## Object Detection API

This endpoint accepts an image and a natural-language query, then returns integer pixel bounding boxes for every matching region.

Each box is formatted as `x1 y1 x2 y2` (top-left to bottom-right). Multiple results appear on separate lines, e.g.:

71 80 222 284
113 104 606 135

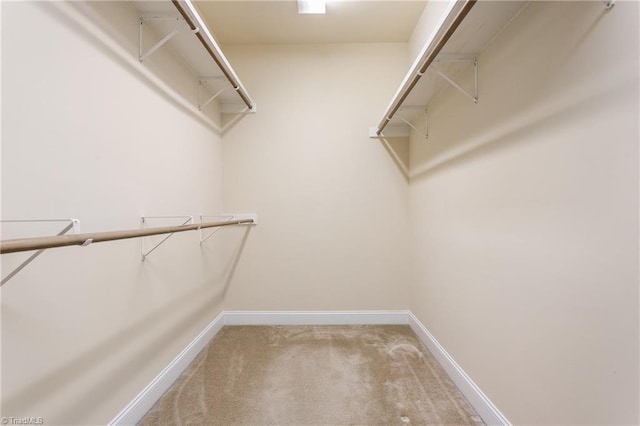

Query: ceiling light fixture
298 0 326 14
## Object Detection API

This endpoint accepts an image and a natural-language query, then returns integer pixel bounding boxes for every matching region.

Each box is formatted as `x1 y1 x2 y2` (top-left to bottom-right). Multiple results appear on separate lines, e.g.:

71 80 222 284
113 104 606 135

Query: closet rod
376 0 476 135
0 219 253 255
171 0 254 110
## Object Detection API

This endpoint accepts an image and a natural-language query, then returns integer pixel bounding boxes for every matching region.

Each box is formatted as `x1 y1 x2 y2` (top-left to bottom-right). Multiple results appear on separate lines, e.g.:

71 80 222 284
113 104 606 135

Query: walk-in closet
1 0 638 424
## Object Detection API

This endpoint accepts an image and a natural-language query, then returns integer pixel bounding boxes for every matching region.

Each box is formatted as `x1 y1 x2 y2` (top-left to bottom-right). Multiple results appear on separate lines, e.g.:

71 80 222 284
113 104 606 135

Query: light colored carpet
138 325 484 425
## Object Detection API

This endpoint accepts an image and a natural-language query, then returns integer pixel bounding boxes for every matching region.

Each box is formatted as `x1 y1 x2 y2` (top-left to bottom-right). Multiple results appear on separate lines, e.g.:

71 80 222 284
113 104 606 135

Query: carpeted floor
138 325 484 425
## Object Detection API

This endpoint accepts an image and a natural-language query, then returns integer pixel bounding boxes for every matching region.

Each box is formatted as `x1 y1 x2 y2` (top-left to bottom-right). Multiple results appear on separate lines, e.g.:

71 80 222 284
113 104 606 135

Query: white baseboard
223 310 410 325
108 312 226 426
408 312 511 426
110 310 508 426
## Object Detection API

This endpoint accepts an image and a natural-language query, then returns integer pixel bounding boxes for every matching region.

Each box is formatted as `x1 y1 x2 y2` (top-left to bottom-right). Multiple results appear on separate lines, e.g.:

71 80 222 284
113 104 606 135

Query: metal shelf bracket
139 17 196 62
369 106 428 140
140 216 193 260
397 107 429 140
199 215 232 245
220 105 258 135
432 55 478 104
1 218 81 286
199 214 257 245
198 77 228 111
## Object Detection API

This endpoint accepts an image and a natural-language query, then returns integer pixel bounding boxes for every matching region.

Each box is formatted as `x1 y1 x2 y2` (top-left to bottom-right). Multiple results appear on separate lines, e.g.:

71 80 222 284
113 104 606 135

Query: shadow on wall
411 75 633 183
204 226 253 300
1 227 252 423
409 3 621 181
378 137 410 182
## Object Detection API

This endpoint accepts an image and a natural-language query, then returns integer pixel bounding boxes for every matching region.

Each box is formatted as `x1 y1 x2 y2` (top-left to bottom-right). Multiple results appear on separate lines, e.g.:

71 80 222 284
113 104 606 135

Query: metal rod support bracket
397 109 429 140
1 219 81 286
198 80 226 111
139 17 186 62
220 105 257 135
431 57 478 104
140 216 193 261
199 214 257 245
369 107 427 139
199 215 231 244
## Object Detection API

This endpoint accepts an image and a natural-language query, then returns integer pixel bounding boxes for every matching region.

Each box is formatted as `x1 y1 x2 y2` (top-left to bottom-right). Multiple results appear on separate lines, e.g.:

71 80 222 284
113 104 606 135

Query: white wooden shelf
371 0 527 139
131 0 255 122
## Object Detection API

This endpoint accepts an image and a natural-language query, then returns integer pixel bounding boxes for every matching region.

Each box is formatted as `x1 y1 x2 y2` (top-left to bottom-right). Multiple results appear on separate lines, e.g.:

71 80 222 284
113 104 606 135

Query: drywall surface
409 1 639 424
1 2 238 424
408 0 449 65
221 43 411 311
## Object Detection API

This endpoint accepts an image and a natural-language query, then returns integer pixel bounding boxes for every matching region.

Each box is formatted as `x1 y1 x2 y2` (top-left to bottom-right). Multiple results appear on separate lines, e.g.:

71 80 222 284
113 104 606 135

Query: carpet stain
138 325 484 426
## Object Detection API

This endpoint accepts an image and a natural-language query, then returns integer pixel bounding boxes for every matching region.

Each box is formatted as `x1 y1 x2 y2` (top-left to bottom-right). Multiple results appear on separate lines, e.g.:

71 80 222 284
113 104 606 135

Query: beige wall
1 2 239 424
221 43 411 311
408 1 639 424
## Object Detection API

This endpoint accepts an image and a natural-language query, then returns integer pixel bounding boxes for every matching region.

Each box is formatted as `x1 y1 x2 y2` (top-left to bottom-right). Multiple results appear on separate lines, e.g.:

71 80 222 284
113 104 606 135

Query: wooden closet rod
0 219 253 254
171 0 254 111
377 0 476 135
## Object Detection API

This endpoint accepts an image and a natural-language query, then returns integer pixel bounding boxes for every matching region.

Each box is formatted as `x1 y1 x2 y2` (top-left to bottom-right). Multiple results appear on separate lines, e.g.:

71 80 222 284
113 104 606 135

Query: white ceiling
194 1 428 45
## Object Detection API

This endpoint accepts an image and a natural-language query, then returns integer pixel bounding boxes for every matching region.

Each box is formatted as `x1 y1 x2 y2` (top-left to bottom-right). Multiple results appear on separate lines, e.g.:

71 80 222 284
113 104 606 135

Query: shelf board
378 0 528 135
131 0 245 108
